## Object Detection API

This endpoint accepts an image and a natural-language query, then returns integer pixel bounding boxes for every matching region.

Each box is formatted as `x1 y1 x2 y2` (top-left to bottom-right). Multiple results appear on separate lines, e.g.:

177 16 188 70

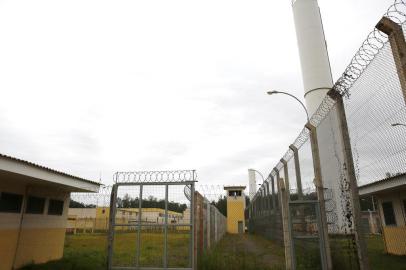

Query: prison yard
18 233 406 270
2 0 406 270
19 233 285 270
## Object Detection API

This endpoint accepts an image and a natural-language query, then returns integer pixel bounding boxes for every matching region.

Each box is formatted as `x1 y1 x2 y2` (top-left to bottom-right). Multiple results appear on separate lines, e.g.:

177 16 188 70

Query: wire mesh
297 138 316 195
248 1 406 267
288 156 298 199
345 41 406 186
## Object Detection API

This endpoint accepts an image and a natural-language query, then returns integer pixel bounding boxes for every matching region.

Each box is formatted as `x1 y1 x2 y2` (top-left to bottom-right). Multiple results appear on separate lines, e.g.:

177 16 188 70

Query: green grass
19 233 406 270
198 234 285 270
366 235 406 270
20 231 190 270
294 234 406 270
330 235 406 270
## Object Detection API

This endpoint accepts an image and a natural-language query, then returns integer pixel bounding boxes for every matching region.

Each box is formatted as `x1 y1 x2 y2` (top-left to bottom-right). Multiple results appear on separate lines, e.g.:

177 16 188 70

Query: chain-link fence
248 1 406 269
69 181 227 269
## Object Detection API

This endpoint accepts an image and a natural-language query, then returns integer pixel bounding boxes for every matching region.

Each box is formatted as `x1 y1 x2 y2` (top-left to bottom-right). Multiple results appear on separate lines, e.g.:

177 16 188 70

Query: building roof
0 153 100 192
359 173 406 196
224 185 246 190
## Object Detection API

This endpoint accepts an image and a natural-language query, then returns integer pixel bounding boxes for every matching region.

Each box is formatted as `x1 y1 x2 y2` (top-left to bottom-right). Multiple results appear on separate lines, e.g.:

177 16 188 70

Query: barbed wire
282 149 294 164
310 96 337 127
252 0 406 202
114 170 197 183
333 0 406 97
71 184 230 207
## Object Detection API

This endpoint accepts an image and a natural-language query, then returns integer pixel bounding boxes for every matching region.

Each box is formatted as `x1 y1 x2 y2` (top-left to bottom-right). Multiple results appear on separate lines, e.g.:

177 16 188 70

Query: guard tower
224 186 246 234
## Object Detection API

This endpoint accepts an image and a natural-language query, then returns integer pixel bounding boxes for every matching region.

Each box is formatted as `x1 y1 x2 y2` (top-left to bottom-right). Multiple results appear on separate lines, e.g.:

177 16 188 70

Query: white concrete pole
248 169 257 200
292 0 333 116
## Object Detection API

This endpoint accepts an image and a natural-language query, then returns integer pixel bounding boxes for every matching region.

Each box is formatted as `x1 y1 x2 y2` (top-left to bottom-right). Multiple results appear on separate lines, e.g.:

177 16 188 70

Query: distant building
224 186 246 234
359 173 406 255
0 154 100 270
67 207 184 232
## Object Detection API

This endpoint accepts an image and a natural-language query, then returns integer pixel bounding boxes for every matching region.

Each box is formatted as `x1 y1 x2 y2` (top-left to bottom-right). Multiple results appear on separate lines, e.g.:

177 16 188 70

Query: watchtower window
228 190 242 197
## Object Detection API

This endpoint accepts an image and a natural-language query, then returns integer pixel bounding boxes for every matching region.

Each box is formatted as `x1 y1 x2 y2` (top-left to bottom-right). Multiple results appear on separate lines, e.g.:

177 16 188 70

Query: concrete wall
0 178 70 270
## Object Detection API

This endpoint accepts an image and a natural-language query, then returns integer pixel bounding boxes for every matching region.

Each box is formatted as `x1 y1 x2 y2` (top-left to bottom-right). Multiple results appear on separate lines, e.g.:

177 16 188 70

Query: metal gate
107 170 196 270
289 200 328 270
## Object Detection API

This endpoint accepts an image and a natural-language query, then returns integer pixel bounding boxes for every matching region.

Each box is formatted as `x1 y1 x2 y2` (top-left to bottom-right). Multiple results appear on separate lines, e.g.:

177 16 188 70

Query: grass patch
19 233 406 270
20 231 190 270
366 235 406 270
198 234 285 270
293 234 406 270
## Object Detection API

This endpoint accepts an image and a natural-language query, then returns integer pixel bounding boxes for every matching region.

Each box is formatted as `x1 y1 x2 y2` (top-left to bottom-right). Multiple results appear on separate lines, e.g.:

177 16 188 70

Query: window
228 190 241 197
403 200 406 219
48 199 64 215
0 192 23 213
382 201 397 226
26 196 45 214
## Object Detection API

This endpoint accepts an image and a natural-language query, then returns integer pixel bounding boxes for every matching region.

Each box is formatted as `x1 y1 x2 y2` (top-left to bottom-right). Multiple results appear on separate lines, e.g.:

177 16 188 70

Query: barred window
26 196 45 214
48 199 64 216
0 192 23 213
228 190 241 197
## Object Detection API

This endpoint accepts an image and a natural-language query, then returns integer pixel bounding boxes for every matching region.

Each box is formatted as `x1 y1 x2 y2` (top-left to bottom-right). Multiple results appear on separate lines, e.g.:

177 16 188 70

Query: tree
116 194 187 213
211 196 227 217
69 199 96 208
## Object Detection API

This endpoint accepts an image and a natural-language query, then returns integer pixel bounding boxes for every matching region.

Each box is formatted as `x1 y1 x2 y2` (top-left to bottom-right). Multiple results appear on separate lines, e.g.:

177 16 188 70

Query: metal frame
107 170 197 270
289 200 328 270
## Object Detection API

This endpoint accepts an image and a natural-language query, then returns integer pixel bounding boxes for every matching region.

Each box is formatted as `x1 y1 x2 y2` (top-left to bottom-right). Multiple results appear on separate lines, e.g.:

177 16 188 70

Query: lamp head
267 90 279 95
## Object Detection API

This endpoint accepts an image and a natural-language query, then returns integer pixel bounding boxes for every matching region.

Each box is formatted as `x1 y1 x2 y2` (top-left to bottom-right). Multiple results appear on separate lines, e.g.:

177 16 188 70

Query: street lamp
267 90 310 122
248 168 265 184
391 123 406 127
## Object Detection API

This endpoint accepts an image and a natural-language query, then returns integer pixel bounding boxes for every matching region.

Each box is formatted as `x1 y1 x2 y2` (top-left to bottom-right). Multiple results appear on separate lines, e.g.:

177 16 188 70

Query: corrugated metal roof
359 172 406 189
0 153 100 186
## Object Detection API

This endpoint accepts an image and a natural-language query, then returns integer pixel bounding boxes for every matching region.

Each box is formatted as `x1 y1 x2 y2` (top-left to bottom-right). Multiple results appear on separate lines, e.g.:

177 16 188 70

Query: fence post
281 159 290 195
305 123 333 270
376 17 406 103
262 186 265 215
207 200 211 249
328 90 371 270
265 179 271 213
274 168 282 210
289 145 304 200
214 206 218 242
107 184 118 270
278 175 293 270
270 174 276 211
281 159 295 270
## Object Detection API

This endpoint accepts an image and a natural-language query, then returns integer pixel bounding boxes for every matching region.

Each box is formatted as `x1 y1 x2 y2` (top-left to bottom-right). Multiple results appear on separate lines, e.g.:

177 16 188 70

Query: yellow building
0 154 100 270
67 207 184 232
359 173 406 255
224 186 246 234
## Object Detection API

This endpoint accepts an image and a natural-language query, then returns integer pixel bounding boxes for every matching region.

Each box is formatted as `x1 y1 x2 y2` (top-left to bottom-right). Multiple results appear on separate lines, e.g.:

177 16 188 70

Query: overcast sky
0 0 394 187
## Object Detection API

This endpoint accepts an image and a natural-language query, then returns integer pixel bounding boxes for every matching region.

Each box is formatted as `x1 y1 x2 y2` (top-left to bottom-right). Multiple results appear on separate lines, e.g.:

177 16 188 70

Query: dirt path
240 234 284 267
200 233 285 270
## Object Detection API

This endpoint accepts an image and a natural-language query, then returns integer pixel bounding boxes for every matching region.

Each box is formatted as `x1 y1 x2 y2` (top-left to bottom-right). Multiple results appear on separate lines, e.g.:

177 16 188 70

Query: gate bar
107 184 119 270
136 185 143 268
164 184 168 268
190 182 195 269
